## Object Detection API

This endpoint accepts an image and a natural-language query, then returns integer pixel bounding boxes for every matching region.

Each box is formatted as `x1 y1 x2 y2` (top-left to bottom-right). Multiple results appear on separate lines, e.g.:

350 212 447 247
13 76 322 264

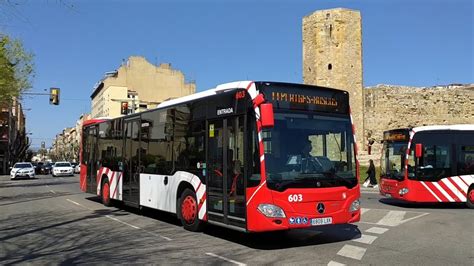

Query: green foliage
0 34 35 104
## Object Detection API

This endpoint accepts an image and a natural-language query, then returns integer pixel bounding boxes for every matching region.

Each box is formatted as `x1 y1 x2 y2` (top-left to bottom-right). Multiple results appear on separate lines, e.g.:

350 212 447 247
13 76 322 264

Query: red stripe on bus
112 173 122 198
198 193 207 213
459 176 469 186
449 177 467 197
438 181 460 202
424 182 448 202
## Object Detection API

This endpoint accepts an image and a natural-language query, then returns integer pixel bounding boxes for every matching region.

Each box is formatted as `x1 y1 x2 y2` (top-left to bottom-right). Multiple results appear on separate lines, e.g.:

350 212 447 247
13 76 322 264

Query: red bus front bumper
246 185 361 232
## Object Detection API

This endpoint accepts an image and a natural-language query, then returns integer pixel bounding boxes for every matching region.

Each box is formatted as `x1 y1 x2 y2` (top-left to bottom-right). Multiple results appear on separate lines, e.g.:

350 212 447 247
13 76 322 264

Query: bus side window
458 145 474 175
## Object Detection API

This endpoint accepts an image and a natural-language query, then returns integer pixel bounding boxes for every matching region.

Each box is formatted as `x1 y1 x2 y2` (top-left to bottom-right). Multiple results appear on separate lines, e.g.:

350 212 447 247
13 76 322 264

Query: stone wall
364 84 474 157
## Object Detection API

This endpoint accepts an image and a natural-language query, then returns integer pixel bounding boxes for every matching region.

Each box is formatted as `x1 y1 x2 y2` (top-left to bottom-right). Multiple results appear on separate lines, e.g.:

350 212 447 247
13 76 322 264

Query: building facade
0 98 29 174
91 56 196 118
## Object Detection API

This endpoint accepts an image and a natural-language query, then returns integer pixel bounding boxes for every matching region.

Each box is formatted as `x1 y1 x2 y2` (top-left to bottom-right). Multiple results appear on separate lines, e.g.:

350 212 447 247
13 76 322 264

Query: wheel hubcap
181 195 197 224
469 189 474 203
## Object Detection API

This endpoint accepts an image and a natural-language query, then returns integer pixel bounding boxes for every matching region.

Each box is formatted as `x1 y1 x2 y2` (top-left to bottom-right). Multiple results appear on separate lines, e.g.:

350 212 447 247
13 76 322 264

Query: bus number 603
288 194 303 202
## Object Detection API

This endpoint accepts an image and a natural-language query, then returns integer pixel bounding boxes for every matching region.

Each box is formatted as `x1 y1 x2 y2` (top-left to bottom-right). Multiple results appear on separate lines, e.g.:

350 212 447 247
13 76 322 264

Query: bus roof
157 80 253 109
413 124 474 132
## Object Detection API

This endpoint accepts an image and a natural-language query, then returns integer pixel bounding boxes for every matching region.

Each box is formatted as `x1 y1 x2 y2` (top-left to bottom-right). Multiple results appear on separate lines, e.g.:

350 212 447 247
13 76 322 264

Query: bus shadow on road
202 223 361 250
379 198 468 209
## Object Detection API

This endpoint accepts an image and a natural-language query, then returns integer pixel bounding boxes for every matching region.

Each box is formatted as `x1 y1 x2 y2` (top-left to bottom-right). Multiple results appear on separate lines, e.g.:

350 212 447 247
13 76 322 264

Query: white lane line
66 199 93 210
205 252 246 266
337 244 366 260
328 260 346 266
105 215 140 229
352 234 377 245
147 230 173 241
49 190 56 194
365 227 389 234
361 208 370 215
65 199 172 241
376 210 406 226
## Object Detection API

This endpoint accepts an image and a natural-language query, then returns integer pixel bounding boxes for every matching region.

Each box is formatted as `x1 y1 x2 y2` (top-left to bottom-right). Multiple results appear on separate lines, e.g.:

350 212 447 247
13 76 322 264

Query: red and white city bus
80 81 361 232
379 125 474 208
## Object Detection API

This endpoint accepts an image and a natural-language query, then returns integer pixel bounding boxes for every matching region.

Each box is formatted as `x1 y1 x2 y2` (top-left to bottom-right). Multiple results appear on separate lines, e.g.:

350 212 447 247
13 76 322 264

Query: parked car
10 162 35 179
52 161 74 177
40 162 53 175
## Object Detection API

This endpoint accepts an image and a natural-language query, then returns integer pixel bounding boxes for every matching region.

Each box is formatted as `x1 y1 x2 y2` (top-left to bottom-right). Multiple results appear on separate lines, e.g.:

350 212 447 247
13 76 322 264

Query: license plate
311 217 332 226
384 193 392 198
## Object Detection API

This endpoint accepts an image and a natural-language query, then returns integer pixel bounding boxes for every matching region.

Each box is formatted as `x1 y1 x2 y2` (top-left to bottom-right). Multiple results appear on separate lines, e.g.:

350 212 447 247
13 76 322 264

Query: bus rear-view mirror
415 143 423 158
260 103 274 128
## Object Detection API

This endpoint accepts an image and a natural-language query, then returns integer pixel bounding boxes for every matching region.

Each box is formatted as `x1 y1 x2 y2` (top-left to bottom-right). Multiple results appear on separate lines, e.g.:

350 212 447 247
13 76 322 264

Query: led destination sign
260 84 349 114
272 92 338 107
383 130 410 142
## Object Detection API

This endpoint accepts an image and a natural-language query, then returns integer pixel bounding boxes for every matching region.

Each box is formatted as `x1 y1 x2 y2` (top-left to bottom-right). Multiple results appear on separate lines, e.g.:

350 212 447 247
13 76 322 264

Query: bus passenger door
123 117 141 205
207 116 246 229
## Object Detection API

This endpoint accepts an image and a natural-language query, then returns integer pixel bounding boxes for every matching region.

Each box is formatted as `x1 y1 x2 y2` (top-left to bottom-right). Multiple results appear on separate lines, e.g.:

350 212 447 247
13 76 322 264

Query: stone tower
303 8 364 151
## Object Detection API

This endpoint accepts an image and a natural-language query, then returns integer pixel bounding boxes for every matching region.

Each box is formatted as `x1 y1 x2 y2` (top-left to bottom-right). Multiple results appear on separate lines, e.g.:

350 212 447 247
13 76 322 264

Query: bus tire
178 188 202 231
467 187 474 209
101 178 112 207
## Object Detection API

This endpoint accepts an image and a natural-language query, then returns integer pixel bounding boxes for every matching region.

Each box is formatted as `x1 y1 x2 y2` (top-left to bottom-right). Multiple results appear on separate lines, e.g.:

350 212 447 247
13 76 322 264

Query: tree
0 34 35 104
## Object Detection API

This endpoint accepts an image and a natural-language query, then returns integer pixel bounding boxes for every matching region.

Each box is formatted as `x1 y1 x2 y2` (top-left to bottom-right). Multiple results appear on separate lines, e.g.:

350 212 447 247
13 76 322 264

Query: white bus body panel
139 171 206 218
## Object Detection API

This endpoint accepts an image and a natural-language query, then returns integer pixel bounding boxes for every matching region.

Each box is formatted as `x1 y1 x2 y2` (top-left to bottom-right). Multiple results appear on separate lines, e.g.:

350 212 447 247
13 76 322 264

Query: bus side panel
139 171 207 220
80 163 87 192
95 167 123 200
382 176 472 203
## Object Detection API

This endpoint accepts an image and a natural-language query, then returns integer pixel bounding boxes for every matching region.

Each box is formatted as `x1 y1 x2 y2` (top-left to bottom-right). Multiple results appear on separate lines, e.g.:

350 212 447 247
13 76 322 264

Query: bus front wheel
101 179 112 207
179 188 202 231
467 187 474 209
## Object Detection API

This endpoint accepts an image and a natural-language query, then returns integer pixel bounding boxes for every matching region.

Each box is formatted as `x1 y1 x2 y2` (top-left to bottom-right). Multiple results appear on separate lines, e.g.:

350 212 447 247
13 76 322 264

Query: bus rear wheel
467 187 474 209
101 179 112 207
179 188 202 231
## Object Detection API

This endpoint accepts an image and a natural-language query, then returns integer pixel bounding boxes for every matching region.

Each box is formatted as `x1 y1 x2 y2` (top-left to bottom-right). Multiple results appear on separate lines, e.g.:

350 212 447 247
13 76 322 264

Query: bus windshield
381 141 415 180
263 112 356 191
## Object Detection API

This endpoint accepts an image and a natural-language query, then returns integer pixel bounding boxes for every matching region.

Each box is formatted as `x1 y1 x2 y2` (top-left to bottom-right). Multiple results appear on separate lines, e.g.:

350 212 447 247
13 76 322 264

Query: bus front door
122 117 141 206
207 116 246 230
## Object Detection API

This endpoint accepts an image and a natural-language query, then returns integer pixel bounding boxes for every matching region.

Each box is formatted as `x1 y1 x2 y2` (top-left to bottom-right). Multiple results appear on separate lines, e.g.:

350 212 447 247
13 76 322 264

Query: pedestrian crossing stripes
337 244 366 260
352 234 377 245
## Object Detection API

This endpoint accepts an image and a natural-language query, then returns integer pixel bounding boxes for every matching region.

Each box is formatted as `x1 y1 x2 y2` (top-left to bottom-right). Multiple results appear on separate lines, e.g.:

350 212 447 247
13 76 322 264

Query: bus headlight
399 188 409 196
257 204 286 218
349 199 360 212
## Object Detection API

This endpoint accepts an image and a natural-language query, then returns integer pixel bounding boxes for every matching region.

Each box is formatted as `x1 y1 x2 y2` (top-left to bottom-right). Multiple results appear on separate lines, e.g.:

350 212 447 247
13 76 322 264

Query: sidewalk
360 185 380 193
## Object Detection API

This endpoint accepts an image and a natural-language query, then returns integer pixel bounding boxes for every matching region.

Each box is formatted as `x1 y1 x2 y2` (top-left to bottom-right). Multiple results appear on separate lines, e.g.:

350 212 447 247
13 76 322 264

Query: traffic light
50 88 60 105
121 101 128 115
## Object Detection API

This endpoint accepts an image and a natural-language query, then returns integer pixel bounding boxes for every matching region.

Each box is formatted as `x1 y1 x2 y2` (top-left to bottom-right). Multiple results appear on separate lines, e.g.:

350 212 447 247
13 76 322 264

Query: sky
1 0 473 149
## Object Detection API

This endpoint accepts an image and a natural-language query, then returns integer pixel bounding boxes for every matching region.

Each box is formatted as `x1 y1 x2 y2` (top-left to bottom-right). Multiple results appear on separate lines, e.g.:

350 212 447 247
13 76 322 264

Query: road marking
65 199 172 241
365 227 389 234
49 190 56 194
105 215 140 229
352 234 377 244
361 208 370 215
376 210 406 226
396 212 429 224
328 260 346 266
66 199 93 210
205 252 246 266
337 244 366 260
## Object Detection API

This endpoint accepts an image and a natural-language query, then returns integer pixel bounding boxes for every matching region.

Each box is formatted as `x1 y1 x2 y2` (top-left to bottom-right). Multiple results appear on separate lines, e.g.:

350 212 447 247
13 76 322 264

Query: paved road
0 175 472 265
